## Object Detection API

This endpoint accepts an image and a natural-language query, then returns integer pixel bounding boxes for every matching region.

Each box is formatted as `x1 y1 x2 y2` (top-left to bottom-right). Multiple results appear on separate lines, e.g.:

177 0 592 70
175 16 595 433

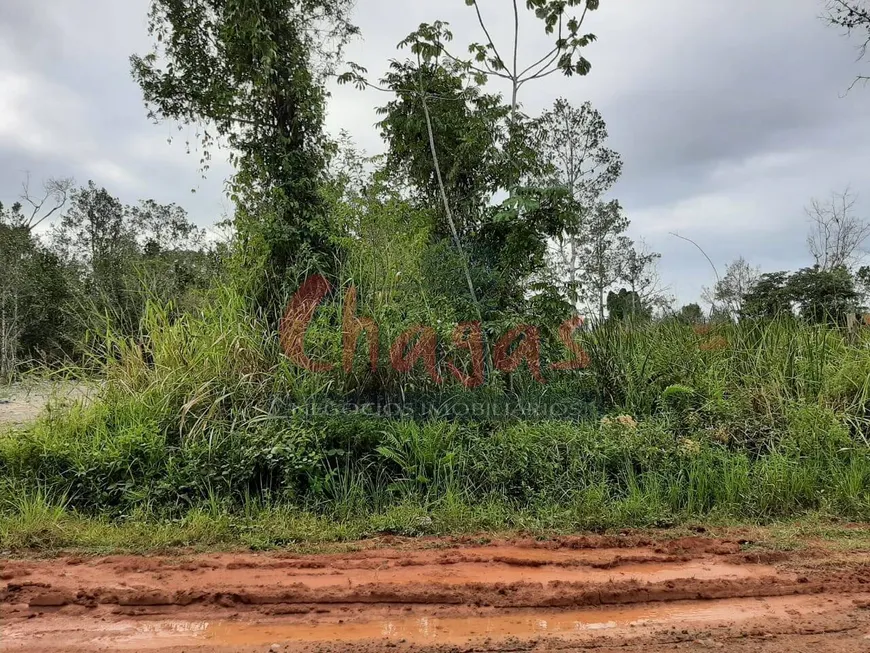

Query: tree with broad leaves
404 1 600 120
130 0 359 309
398 0 601 190
341 42 570 324
375 59 513 240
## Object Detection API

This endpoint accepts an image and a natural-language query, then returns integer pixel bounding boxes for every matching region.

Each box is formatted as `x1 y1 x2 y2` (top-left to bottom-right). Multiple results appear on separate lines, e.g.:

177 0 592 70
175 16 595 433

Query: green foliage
372 56 577 320
4 307 870 534
47 181 217 352
742 271 792 319
404 1 600 92
676 303 704 324
0 203 74 378
7 0 870 550
131 0 359 305
705 257 760 318
607 289 651 322
377 60 514 238
789 266 860 324
742 266 860 324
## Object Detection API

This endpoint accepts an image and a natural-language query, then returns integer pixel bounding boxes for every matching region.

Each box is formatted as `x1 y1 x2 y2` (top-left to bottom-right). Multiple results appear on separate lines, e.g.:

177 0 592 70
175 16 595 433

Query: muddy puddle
202 595 838 646
5 594 868 651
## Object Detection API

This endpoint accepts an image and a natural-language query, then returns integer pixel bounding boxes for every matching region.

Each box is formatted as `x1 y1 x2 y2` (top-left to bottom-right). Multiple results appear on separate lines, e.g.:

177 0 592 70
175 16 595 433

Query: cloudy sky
1 0 868 305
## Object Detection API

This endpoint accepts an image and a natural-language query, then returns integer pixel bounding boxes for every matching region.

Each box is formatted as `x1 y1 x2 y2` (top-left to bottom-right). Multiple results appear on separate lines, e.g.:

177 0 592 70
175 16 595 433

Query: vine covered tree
130 0 359 307
376 59 511 240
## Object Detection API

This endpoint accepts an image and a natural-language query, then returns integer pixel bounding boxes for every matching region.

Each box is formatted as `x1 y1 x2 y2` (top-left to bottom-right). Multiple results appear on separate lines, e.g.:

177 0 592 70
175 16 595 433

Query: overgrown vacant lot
4 0 870 650
2 306 870 551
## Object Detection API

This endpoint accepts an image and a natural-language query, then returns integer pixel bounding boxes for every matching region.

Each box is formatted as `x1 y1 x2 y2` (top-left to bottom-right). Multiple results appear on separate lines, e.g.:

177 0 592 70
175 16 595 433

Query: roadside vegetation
3 0 870 551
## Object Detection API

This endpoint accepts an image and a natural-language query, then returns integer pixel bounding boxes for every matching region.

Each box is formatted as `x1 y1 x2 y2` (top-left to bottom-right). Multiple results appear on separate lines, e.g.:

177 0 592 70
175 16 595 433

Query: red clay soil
3 534 870 652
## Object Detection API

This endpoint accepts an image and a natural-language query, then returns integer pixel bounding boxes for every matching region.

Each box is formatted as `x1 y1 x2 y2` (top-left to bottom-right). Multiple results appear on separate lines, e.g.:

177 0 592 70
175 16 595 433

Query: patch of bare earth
0 382 89 427
3 534 870 651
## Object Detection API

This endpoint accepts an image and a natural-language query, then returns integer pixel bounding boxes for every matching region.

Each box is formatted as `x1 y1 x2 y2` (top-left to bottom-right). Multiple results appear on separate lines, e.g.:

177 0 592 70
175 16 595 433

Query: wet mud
3 535 870 651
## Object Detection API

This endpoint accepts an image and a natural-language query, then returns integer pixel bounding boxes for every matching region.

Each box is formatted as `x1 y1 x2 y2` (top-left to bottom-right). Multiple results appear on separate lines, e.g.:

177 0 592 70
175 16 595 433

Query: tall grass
1 292 870 544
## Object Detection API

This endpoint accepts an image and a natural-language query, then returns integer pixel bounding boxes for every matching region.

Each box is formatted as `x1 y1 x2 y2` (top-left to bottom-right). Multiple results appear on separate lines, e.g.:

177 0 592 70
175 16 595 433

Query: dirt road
3 534 870 651
0 382 88 426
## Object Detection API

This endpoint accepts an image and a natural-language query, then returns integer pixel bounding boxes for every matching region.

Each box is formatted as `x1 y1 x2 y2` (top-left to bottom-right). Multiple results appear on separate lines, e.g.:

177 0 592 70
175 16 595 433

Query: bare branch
518 16 563 79
19 174 74 231
512 0 520 80
806 187 870 270
471 0 509 75
670 232 721 313
824 0 870 88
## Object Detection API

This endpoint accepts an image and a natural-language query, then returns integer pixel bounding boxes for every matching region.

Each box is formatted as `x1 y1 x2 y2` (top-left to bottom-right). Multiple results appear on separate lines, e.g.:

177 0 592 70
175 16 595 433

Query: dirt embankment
3 534 870 652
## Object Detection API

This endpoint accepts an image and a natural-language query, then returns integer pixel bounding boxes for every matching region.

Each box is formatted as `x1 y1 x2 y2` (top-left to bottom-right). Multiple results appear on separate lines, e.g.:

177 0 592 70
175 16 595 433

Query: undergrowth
2 291 870 550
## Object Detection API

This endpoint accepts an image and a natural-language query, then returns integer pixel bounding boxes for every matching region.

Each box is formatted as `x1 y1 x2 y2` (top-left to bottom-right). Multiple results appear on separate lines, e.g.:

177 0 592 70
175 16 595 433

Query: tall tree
408 1 600 123
52 183 138 332
619 240 667 315
534 99 622 206
404 0 601 192
344 51 574 322
579 200 630 322
53 183 135 290
534 99 622 310
375 59 511 239
131 0 358 306
702 257 761 319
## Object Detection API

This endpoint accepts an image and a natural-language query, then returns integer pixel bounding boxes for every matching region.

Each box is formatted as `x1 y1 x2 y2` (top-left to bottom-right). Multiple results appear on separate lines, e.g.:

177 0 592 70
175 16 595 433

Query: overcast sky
1 0 868 305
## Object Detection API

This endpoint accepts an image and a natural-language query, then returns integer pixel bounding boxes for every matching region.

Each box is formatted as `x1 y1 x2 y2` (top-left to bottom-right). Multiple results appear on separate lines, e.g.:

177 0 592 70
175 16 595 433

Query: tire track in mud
3 535 870 651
